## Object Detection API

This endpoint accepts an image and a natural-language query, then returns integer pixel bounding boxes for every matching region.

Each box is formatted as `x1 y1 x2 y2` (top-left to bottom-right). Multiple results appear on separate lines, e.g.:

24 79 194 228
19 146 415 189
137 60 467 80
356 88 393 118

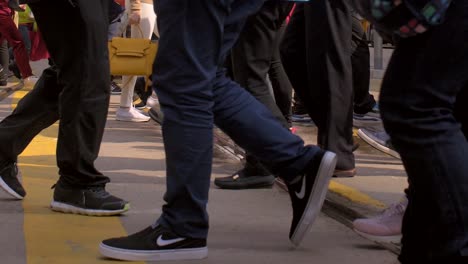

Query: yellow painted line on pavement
11 91 141 263
329 180 385 209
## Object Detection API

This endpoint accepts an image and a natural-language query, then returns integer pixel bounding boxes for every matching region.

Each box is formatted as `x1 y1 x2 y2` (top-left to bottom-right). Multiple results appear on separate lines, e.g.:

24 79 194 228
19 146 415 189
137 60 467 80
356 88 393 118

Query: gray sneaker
353 113 382 128
50 182 130 216
357 128 400 159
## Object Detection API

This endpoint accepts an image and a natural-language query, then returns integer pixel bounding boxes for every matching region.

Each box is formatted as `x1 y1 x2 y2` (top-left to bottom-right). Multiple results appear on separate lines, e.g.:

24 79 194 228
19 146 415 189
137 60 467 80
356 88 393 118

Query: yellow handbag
108 26 158 87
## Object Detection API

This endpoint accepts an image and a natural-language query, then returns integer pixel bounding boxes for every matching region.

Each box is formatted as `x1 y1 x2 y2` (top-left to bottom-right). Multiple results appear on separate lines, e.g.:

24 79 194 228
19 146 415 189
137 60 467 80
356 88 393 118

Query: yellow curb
329 180 386 209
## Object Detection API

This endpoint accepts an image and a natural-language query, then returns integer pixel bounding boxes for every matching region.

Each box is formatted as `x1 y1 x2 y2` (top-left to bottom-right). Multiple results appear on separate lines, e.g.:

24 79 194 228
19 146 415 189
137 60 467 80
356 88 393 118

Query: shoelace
379 199 408 219
50 184 111 198
88 187 112 198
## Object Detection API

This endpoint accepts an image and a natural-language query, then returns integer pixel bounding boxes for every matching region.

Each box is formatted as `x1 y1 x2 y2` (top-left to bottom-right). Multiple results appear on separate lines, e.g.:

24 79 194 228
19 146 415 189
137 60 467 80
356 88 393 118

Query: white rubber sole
99 243 208 261
290 152 337 246
357 129 400 159
115 117 150 122
354 229 402 244
50 201 130 216
0 176 24 200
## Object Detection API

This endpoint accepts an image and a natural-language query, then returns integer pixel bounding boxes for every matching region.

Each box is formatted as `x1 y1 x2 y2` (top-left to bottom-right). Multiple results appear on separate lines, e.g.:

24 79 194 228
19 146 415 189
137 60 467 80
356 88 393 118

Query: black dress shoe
8 0 25 12
214 169 275 189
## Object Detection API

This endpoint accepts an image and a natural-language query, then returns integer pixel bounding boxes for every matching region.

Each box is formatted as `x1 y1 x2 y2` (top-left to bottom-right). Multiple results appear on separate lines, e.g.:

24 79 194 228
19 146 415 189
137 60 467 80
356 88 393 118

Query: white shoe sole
99 243 208 261
0 176 24 200
115 117 150 122
50 201 130 216
290 151 337 246
357 129 401 159
354 229 402 244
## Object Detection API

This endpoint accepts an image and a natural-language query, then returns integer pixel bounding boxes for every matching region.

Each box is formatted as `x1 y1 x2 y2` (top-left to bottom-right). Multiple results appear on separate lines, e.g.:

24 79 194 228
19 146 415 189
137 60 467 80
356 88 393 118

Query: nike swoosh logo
156 235 185 247
295 176 306 199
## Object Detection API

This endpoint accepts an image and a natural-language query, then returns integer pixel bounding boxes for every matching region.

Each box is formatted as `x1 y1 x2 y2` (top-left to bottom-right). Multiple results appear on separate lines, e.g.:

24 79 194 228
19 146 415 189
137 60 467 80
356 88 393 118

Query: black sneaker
134 101 147 110
100 225 208 261
110 81 122 95
50 183 130 216
0 163 26 199
214 169 275 189
287 150 337 246
9 62 21 79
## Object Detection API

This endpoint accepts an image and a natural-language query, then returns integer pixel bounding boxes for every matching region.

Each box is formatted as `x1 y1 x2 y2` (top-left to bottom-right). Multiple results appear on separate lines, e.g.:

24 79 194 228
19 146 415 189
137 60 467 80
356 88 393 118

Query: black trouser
0 40 8 83
281 0 355 170
351 15 375 114
377 0 468 261
455 83 468 138
230 0 294 176
231 0 293 128
0 0 111 187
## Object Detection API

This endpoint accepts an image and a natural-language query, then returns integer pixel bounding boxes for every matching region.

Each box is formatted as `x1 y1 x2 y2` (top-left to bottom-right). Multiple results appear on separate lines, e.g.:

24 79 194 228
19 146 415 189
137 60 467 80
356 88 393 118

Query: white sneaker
145 94 158 108
116 107 150 122
23 76 39 89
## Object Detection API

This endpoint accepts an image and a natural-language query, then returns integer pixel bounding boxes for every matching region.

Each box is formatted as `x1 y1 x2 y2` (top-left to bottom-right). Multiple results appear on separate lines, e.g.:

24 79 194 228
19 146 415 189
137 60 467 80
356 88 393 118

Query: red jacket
0 1 13 16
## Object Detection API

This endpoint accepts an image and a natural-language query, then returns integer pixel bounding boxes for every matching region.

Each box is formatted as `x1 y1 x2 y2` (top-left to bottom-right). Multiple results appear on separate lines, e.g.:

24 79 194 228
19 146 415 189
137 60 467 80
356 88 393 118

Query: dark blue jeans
153 0 320 239
379 0 468 262
18 24 31 55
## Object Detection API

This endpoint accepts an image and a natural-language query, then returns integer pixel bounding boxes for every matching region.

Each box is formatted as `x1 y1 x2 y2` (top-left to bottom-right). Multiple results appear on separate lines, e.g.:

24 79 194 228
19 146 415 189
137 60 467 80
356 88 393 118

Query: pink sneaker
353 197 407 244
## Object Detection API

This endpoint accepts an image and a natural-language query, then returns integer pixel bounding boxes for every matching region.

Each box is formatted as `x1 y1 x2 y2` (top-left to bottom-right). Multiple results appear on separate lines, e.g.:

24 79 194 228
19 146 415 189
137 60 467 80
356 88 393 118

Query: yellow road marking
329 180 385 209
12 90 141 263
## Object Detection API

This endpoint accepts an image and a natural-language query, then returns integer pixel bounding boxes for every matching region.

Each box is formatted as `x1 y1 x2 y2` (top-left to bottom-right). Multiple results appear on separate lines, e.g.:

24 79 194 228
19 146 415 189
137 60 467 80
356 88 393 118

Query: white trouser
120 2 158 108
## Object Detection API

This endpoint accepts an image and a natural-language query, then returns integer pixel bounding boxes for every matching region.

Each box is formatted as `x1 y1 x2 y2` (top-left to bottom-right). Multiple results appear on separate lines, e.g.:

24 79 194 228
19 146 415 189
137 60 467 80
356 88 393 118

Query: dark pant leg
351 15 374 114
0 40 7 83
306 0 354 170
153 0 266 238
379 0 468 261
283 0 354 170
153 0 317 239
0 67 59 167
454 84 468 138
27 0 110 187
0 13 32 78
230 1 289 128
281 3 309 118
230 1 292 176
270 20 293 126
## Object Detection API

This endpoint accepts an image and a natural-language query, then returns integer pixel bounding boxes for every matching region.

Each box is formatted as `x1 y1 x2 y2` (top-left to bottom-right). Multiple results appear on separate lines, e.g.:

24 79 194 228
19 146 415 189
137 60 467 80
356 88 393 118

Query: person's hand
128 11 141 25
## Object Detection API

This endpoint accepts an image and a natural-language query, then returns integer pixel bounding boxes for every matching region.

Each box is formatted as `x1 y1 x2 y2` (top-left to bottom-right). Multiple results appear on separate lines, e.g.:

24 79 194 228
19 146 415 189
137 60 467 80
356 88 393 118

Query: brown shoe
333 168 356 178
